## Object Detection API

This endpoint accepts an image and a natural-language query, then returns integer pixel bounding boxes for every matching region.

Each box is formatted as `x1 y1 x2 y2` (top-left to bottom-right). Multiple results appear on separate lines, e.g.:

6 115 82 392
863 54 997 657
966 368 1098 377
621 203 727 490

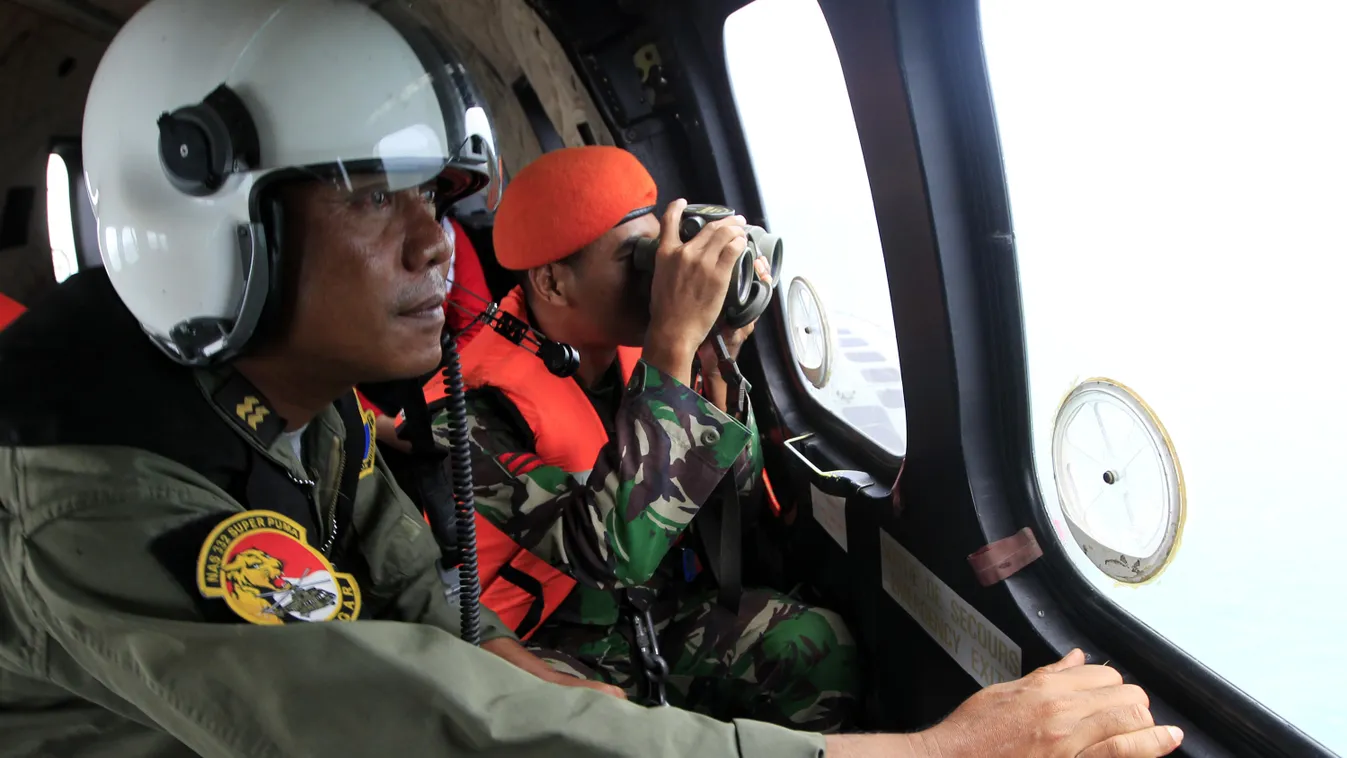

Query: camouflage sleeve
435 361 751 590
690 366 761 503
734 400 764 501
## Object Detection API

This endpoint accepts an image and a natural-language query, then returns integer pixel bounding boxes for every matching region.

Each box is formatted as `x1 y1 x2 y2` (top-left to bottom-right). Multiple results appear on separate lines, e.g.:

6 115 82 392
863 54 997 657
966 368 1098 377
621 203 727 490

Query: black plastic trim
0 186 34 250
523 0 638 140
651 0 907 476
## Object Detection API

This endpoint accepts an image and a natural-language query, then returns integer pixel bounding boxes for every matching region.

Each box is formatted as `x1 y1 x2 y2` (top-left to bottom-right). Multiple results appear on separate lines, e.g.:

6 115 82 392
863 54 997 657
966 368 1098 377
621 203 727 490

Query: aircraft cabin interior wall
0 1 107 303
0 0 614 304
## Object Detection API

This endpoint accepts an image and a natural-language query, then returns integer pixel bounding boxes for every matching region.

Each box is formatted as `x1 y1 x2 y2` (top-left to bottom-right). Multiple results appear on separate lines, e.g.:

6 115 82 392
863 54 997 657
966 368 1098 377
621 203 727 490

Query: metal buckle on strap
630 607 669 707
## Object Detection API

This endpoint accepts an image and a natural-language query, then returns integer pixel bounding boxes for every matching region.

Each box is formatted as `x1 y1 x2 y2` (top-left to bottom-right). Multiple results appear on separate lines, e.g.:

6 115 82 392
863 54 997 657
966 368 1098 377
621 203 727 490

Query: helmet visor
234 0 503 209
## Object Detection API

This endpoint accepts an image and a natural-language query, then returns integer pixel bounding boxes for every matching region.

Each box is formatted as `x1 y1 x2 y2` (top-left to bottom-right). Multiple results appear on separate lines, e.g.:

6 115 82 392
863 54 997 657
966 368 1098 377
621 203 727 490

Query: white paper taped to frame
880 531 1021 687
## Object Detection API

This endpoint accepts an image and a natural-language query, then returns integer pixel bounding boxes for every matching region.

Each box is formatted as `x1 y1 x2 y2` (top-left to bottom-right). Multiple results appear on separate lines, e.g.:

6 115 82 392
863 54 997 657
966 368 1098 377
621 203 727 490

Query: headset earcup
156 84 260 197
157 113 217 196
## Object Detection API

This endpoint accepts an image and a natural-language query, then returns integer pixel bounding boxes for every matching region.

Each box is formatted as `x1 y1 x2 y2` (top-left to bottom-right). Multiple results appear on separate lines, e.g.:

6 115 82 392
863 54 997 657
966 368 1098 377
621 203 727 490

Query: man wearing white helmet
0 1 1185 757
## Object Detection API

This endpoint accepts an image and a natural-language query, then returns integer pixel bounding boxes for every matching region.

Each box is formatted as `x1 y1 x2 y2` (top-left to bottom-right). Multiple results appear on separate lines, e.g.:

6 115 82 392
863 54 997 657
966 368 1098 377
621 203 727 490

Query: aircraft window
724 0 907 457
981 2 1346 753
46 153 78 285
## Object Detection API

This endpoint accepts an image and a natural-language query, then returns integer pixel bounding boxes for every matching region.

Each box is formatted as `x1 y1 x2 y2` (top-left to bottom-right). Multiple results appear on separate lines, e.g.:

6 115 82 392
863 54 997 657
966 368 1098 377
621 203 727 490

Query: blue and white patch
359 407 377 479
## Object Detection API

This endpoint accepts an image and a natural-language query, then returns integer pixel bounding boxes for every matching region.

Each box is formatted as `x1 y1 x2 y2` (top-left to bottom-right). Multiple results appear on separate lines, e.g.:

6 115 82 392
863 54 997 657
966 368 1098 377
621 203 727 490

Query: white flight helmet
82 0 503 365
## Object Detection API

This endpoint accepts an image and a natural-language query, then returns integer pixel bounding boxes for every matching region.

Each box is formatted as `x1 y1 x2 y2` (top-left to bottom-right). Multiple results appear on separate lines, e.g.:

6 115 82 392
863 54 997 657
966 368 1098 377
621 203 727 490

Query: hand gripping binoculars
631 204 784 329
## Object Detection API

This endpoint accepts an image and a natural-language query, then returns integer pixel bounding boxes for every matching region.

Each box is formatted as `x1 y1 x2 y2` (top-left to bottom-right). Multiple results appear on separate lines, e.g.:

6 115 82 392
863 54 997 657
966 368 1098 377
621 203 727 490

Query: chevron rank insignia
213 373 286 446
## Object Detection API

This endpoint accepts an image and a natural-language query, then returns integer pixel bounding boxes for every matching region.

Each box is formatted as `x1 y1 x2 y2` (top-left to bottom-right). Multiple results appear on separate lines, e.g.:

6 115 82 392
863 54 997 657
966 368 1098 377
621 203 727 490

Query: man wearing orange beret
411 147 1187 758
419 145 860 731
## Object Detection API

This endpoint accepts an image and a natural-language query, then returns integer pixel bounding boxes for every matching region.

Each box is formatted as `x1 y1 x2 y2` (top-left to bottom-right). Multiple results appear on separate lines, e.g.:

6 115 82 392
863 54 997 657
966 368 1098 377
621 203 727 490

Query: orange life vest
0 294 24 332
426 287 642 639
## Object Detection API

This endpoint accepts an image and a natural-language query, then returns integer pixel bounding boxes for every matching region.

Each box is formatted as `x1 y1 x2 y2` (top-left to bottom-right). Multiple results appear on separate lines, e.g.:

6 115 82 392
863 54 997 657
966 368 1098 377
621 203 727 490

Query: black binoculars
631 204 784 329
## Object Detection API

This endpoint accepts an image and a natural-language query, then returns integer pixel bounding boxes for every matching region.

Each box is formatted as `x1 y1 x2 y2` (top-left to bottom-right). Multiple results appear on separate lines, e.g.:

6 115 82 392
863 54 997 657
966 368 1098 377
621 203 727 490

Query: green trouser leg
530 587 860 733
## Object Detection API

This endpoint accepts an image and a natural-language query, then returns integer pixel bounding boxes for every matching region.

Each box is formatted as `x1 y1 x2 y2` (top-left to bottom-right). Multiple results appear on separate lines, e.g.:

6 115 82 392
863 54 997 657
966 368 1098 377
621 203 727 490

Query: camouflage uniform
433 361 860 732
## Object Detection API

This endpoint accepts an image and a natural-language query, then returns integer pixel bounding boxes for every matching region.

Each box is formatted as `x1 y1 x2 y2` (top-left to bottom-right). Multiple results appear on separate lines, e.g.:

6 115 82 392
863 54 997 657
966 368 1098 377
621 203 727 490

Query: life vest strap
477 525 576 640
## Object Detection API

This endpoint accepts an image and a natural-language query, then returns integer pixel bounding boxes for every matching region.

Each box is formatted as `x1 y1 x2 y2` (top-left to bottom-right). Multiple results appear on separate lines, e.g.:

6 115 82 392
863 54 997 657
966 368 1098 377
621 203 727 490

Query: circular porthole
785 276 834 389
1051 378 1185 583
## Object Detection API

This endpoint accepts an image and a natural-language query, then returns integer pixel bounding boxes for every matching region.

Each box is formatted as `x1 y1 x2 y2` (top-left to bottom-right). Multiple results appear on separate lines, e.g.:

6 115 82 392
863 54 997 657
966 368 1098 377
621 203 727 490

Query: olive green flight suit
0 270 826 758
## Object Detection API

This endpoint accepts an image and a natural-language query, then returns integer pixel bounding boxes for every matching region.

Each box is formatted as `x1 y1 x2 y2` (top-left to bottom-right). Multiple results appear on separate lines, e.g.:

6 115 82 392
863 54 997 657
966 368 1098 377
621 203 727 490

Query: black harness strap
395 380 460 565
330 392 370 561
240 448 323 549
693 476 743 615
495 563 546 639
211 372 322 547
688 340 748 616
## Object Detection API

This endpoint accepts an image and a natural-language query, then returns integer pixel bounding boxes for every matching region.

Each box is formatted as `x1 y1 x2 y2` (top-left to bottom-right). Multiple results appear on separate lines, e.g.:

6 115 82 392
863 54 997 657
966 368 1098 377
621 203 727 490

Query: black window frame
639 0 908 481
883 0 1333 755
637 0 1335 754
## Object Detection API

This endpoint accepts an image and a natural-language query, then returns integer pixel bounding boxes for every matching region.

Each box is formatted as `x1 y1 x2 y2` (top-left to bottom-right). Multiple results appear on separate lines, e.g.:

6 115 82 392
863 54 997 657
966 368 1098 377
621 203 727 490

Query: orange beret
493 146 657 270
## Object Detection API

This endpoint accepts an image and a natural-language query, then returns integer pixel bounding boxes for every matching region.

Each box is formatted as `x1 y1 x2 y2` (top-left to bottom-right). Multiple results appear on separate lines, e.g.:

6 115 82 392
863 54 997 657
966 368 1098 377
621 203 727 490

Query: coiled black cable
441 336 482 646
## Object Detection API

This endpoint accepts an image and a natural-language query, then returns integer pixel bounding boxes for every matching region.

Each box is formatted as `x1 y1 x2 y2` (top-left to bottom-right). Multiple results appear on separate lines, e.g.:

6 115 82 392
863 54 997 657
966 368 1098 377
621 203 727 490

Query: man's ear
526 263 568 307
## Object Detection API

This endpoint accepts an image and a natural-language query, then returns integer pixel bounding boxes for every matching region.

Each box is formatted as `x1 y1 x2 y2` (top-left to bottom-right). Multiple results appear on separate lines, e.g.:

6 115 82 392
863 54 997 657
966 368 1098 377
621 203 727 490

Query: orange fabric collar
457 287 641 474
